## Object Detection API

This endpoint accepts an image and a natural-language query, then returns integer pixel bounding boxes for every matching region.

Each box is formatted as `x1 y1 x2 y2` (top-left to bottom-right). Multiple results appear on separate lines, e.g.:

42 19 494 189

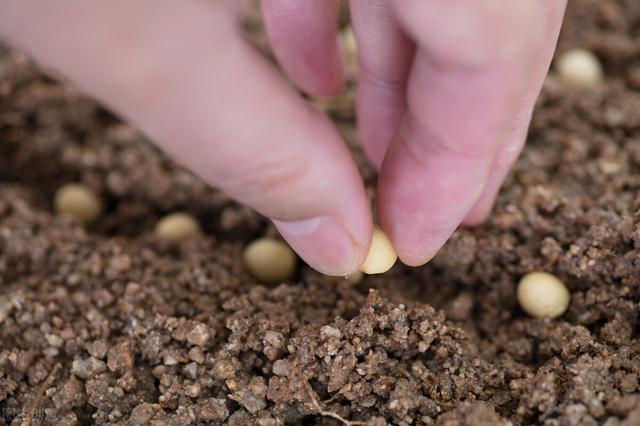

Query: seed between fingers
360 225 397 275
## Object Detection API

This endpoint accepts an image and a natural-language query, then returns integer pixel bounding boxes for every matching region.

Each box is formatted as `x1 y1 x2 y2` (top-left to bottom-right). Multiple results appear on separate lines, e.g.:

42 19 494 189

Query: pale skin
0 0 567 275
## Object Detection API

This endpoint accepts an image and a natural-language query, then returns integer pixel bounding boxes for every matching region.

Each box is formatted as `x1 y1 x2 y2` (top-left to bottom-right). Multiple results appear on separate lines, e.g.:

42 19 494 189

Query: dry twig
297 370 365 426
21 363 61 426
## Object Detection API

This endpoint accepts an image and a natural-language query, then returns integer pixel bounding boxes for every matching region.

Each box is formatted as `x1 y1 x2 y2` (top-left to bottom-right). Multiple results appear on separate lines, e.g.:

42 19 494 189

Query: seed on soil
360 225 397 275
54 183 103 223
154 212 200 241
243 238 296 284
517 271 570 319
556 48 603 87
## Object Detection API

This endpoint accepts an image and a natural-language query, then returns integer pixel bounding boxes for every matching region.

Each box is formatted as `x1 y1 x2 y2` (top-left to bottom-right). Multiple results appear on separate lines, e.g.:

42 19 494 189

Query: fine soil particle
1 1 640 425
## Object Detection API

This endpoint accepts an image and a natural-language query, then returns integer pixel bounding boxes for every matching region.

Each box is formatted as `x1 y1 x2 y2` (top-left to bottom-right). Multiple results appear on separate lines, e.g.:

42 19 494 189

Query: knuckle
404 113 492 162
394 0 545 66
214 153 309 205
359 61 407 95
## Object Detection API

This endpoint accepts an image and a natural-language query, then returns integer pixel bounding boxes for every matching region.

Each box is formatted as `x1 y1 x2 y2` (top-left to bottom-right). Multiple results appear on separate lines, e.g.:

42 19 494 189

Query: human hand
0 0 566 275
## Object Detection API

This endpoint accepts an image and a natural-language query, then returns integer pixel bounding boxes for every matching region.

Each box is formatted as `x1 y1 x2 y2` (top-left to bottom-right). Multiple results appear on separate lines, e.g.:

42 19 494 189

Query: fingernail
273 216 360 276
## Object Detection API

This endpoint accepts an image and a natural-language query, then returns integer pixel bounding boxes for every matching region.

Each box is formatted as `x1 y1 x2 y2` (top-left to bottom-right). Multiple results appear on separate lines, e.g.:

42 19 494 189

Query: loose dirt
1 1 639 425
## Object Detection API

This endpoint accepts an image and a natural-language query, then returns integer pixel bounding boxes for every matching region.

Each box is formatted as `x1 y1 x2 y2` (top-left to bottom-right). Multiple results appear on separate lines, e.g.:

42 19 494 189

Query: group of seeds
54 188 571 319
53 182 571 320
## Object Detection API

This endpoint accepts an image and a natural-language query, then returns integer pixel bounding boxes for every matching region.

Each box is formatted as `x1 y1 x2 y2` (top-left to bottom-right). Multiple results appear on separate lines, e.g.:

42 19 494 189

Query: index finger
378 0 565 266
0 0 372 275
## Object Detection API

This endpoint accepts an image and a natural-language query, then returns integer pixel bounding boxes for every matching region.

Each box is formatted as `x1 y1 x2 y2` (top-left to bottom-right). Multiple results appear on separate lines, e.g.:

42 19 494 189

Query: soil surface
2 1 640 425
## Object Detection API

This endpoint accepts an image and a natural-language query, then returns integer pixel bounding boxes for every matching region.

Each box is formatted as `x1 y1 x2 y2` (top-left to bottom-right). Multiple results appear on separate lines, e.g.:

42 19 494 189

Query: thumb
0 0 372 275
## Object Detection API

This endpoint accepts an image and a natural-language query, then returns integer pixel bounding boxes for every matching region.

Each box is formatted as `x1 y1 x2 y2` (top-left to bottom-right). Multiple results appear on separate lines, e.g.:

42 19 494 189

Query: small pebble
54 183 103 223
186 323 211 347
185 383 202 398
360 226 397 275
517 271 570 319
154 212 200 241
556 48 603 87
320 325 341 339
107 342 135 374
71 357 107 379
243 238 296 284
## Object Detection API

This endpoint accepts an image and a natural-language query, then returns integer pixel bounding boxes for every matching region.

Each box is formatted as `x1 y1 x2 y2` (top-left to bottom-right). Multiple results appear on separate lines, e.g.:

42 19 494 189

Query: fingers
462 128 528 225
379 0 559 266
349 0 414 169
464 0 567 225
261 0 344 96
391 0 547 69
0 0 372 275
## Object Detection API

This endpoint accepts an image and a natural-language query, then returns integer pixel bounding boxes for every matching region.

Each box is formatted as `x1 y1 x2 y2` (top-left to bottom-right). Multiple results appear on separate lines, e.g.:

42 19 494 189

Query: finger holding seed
360 225 397 275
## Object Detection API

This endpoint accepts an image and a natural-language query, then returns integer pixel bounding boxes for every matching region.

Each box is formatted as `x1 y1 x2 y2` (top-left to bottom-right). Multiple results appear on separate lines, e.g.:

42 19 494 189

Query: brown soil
2 1 640 425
